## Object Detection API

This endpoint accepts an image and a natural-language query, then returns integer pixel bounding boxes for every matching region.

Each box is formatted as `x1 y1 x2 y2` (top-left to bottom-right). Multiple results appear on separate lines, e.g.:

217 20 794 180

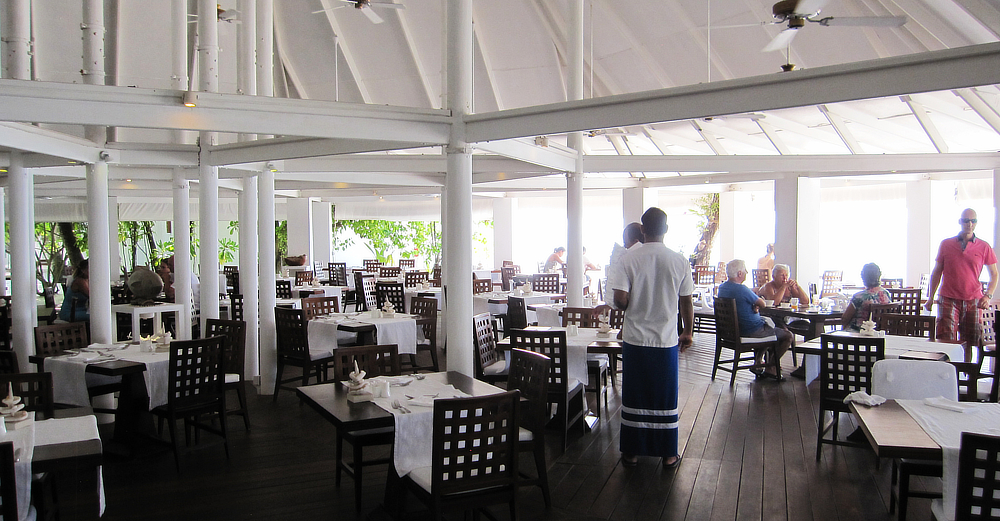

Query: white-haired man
717 259 792 381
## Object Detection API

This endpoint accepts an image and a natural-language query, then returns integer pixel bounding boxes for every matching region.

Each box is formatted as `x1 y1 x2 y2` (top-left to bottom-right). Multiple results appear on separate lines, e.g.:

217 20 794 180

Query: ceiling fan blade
312 6 346 14
817 15 907 27
762 27 799 52
710 21 776 30
361 7 384 24
369 2 405 9
795 0 830 16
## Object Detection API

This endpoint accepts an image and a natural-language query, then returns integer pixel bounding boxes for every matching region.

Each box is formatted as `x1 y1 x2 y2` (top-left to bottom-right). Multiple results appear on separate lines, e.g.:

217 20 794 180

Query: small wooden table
759 306 842 341
849 399 940 459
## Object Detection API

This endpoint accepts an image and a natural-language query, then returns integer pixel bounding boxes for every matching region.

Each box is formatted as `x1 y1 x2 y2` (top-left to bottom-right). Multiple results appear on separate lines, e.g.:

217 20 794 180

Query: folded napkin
924 396 978 413
843 391 886 406
69 352 102 362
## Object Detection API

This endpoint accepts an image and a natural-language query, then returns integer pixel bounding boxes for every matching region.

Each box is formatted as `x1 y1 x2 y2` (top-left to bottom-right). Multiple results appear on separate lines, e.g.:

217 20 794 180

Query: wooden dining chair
473 279 493 294
934 432 1000 521
398 258 416 270
404 271 428 288
301 296 341 320
712 297 780 386
532 273 560 294
205 319 250 431
500 266 516 291
223 269 240 296
329 262 348 286
0 349 16 376
507 348 552 507
409 297 440 372
880 278 903 289
152 336 229 471
272 307 334 401
431 267 442 287
868 302 902 324
397 391 520 521
509 328 586 452
379 266 401 279
0 372 55 418
330 343 400 512
816 333 884 461
693 265 715 286
0 441 17 521
0 299 11 352
362 259 382 273
561 308 610 413
820 270 844 298
294 270 314 286
352 272 378 312
886 288 922 316
506 296 529 330
229 294 244 322
375 281 406 314
876 313 935 338
275 279 293 299
473 313 508 385
752 268 770 289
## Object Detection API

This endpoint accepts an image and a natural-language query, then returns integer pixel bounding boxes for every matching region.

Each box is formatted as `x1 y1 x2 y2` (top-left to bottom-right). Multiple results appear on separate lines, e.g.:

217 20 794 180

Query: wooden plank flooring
59 333 935 520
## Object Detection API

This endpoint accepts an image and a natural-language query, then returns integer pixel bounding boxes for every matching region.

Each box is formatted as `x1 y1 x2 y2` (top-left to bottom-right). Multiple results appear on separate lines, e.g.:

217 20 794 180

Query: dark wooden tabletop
759 306 843 320
849 399 940 460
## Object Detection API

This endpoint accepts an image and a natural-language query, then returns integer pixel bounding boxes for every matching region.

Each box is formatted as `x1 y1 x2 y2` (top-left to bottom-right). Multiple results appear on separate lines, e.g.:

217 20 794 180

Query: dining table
851 398 1000 518
797 330 966 384
472 291 564 323
307 312 420 356
111 302 187 341
497 325 616 393
759 305 843 341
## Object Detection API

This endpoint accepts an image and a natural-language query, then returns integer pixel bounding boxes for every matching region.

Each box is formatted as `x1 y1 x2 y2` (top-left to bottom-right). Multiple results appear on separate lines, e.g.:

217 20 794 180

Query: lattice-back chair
0 372 54 418
868 302 902 325
507 296 529 330
228 294 244 322
876 313 936 338
712 297 780 385
301 296 341 320
561 308 610 413
363 259 382 273
379 266 401 279
752 269 770 290
205 319 250 431
500 266 516 292
398 258 416 270
881 278 903 289
404 271 428 288
431 267 442 287
410 297 440 372
473 279 493 294
272 307 333 401
919 273 931 295
33 323 90 370
608 308 625 329
111 284 131 304
328 263 347 286
473 313 507 385
510 328 586 452
937 432 1000 521
398 391 520 521
294 270 314 286
820 270 844 298
561 308 598 327
224 269 240 295
352 272 377 312
886 288 922 316
508 348 552 507
375 282 406 314
0 351 17 375
533 273 560 294
0 298 10 352
693 265 715 286
331 343 401 510
816 333 884 461
151 336 228 471
275 279 293 299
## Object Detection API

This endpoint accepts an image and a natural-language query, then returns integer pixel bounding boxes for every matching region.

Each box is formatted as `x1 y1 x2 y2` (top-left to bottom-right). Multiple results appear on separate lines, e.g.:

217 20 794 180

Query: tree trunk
58 222 84 267
693 194 720 266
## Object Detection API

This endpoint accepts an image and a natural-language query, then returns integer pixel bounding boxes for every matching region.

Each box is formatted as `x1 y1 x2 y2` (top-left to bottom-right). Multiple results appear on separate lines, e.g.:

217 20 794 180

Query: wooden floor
60 333 935 521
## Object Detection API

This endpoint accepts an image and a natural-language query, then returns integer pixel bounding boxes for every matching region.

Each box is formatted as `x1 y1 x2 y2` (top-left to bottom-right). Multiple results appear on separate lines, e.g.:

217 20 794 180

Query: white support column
8 152 34 373
444 0 474 377
237 0 257 98
565 0 585 307
719 190 736 263
312 200 332 268
622 187 644 225
259 165 277 394
256 0 273 99
173 170 193 340
198 0 220 329
87 159 112 344
108 197 120 282
907 179 933 288
2 0 31 80
0 188 6 296
492 198 513 268
240 174 260 380
775 176 822 289
285 198 313 265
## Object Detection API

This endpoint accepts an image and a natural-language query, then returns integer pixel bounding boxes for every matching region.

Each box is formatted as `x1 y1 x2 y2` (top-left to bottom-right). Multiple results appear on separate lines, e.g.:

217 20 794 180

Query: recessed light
125 178 132 182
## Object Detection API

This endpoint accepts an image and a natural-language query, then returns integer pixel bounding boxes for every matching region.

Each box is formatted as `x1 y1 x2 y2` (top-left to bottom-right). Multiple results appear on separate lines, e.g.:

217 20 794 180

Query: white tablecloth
534 304 566 327
308 314 418 355
897 399 1000 520
518 326 616 388
404 287 442 311
35 416 105 515
472 292 554 323
800 333 967 385
46 344 170 410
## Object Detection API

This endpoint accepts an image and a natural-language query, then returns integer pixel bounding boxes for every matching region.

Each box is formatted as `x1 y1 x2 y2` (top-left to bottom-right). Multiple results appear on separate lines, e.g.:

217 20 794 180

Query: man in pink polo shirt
924 208 999 343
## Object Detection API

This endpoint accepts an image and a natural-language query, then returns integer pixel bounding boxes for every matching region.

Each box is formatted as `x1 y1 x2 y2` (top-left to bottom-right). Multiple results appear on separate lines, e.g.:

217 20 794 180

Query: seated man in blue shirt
717 259 792 381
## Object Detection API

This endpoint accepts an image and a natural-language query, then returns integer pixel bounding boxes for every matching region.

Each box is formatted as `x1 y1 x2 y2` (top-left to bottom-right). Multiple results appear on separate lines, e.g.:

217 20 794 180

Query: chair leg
890 459 898 514
236 382 251 431
711 344 722 381
532 441 551 508
272 361 284 402
898 465 910 521
335 432 344 487
219 403 230 460
816 409 825 462
354 441 364 512
166 416 181 472
428 343 440 372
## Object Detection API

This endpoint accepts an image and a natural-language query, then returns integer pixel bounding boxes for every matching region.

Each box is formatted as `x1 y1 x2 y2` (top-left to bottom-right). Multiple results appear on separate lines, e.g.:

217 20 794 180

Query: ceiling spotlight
125 178 132 182
182 91 198 107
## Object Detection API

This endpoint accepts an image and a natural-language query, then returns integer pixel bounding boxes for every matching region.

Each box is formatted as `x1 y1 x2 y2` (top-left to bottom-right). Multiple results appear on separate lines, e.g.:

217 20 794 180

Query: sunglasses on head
961 218 978 224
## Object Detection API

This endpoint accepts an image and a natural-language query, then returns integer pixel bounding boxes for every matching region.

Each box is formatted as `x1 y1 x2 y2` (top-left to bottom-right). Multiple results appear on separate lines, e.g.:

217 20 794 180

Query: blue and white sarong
620 342 679 457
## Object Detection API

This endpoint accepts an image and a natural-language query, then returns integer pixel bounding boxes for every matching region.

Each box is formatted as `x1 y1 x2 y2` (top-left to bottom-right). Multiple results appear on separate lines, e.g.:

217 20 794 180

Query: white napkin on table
843 391 886 406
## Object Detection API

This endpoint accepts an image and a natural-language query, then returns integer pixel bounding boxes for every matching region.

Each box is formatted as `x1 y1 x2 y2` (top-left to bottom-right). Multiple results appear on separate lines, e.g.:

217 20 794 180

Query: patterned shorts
936 297 982 344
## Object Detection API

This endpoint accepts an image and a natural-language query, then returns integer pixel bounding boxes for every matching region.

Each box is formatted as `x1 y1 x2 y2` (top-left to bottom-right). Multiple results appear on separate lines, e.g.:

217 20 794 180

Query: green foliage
692 194 720 234
218 238 238 264
336 220 445 269
118 221 159 278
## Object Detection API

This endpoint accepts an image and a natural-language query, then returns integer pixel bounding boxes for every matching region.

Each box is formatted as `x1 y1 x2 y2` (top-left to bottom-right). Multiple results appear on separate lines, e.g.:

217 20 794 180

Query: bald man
924 208 998 343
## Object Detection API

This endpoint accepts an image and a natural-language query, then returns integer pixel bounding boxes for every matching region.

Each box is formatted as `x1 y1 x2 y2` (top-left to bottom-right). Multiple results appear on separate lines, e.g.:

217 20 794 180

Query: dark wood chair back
533 274 560 294
363 259 382 273
819 334 884 410
404 271 428 288
501 266 516 292
473 313 501 379
274 308 310 362
223 265 239 274
509 329 570 394
229 294 245 322
164 336 226 411
411 296 438 342
111 284 131 304
0 351 17 375
205 319 247 381
332 344 400 382
693 265 715 285
375 282 406 314
0 298 10 352
507 296 528 330
868 302 902 323
820 270 844 298
0 441 16 521
398 258 416 270
886 288 922 316
473 279 492 294
276 279 293 299
294 270 314 286
432 267 442 286
301 296 340 320
880 278 903 289
876 313 935 338
379 266 401 279
353 272 377 312
752 268 770 289
508 348 551 434
954 432 1000 521
561 307 597 327
608 308 625 329
225 270 240 295
34 322 90 359
330 263 348 286
0 372 54 418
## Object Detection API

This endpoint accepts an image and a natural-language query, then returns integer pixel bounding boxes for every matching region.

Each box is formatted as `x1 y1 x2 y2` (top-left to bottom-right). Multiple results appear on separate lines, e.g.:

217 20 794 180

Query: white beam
901 95 949 153
954 87 1000 135
585 153 1000 174
464 42 1000 142
473 138 577 171
208 137 436 166
0 123 107 163
818 105 863 154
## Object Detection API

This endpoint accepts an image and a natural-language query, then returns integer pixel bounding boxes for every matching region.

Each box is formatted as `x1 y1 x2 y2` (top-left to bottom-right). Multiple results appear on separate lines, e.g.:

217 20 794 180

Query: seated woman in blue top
717 259 792 381
59 259 90 322
841 262 893 331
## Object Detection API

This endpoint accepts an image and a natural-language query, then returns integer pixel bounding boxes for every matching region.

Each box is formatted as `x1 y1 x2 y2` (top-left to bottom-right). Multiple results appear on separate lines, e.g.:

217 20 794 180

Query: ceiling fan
761 0 906 52
187 5 241 24
312 0 405 25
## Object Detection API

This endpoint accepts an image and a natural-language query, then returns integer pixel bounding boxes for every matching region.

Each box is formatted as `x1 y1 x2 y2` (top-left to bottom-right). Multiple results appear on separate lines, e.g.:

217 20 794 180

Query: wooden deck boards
69 333 923 521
